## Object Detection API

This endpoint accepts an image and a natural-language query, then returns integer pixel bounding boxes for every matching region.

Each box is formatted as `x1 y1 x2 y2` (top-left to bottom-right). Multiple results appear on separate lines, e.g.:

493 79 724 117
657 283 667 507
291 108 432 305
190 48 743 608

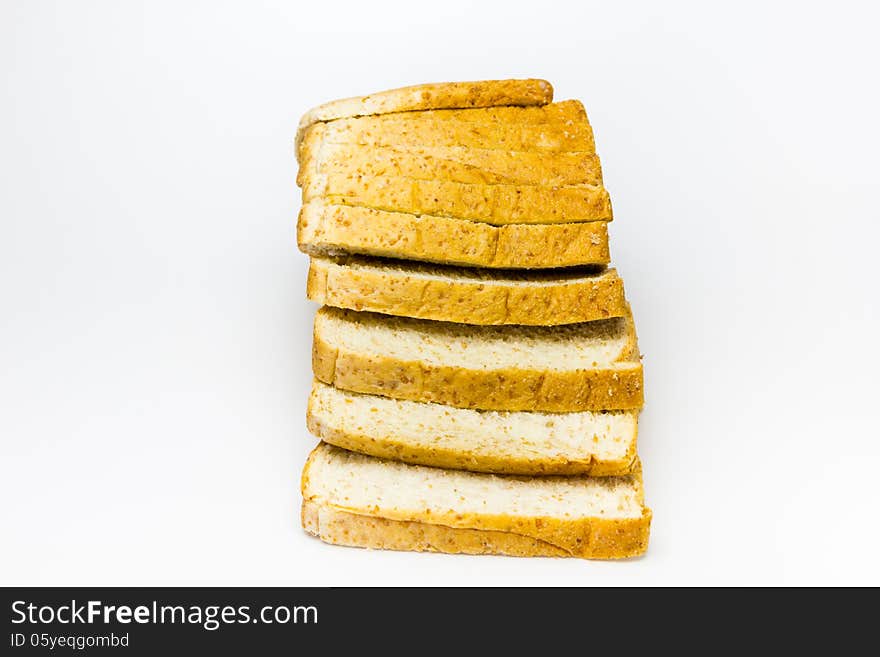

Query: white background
2 0 878 586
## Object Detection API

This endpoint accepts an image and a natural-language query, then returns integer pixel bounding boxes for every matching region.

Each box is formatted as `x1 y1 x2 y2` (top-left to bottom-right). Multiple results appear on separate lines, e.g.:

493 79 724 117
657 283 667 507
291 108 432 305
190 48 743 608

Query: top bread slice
312 307 643 412
296 101 609 224
295 78 553 152
301 442 651 559
300 107 595 157
308 99 581 127
307 256 627 325
296 102 603 186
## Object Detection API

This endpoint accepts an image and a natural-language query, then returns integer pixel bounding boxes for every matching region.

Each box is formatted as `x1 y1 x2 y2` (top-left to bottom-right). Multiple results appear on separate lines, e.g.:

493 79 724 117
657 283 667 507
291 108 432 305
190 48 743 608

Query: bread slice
298 201 610 269
312 307 643 411
307 98 583 127
297 141 604 187
301 173 611 225
307 381 639 475
307 256 627 325
301 443 651 559
297 99 593 162
296 78 553 151
302 110 595 155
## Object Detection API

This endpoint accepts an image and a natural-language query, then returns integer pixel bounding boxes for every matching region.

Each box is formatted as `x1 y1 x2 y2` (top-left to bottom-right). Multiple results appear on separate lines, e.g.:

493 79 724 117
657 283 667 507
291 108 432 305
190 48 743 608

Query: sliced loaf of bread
307 256 626 325
296 79 553 152
297 201 610 269
307 381 639 475
312 307 643 411
301 443 651 559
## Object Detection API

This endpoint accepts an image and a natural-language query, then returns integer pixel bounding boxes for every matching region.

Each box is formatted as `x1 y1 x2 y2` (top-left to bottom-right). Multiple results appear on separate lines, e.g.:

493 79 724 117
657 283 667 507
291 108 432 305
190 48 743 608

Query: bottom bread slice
301 443 651 559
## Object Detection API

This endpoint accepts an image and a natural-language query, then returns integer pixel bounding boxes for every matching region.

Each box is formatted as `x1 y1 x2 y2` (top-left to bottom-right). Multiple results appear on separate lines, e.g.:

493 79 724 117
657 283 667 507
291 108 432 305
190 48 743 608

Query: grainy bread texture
307 256 627 325
307 381 639 475
295 78 553 152
297 99 594 160
312 307 643 411
301 112 595 156
302 502 571 557
297 101 601 186
301 173 611 225
297 201 610 269
306 99 584 129
297 140 604 187
301 443 651 559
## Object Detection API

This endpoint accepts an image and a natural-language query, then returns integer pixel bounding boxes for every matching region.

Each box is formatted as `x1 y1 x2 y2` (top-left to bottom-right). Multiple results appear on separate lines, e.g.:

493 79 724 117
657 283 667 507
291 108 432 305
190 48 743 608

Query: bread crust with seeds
296 78 553 152
297 202 611 269
306 256 627 325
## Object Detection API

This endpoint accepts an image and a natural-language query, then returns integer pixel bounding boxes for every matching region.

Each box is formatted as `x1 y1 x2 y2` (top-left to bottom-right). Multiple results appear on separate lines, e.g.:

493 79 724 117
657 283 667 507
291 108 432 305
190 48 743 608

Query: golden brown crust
300 446 651 559
305 399 638 476
298 100 587 164
296 101 601 186
297 139 603 187
302 112 595 157
296 79 553 152
311 312 644 412
306 257 627 326
302 173 611 225
304 98 581 132
297 202 610 269
302 501 572 558
313 344 644 411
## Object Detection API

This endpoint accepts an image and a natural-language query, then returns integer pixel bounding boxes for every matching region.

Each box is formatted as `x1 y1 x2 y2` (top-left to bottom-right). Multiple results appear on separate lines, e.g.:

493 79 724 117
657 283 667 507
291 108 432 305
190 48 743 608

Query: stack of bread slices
295 79 651 560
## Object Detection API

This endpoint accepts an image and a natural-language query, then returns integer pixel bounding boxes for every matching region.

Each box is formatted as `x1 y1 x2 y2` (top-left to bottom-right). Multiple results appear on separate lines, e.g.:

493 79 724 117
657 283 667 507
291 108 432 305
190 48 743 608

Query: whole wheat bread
307 381 638 475
296 78 553 152
301 173 611 225
298 140 604 187
302 111 595 156
312 307 643 411
301 442 651 559
307 256 626 325
297 201 610 268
